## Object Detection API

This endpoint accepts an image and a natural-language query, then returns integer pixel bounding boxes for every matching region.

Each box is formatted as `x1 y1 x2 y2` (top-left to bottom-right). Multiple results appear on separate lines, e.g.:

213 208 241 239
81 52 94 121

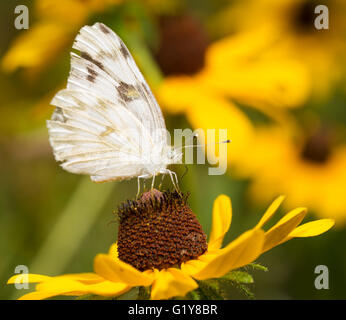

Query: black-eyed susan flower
214 0 346 97
8 190 334 300
154 16 310 167
236 124 346 226
155 12 310 116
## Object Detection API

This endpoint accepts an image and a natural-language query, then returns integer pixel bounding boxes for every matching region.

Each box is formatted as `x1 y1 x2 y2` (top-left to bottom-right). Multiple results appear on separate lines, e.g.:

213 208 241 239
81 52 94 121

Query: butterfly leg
137 174 150 199
166 169 181 196
151 174 156 190
158 173 165 190
171 171 181 194
137 176 141 199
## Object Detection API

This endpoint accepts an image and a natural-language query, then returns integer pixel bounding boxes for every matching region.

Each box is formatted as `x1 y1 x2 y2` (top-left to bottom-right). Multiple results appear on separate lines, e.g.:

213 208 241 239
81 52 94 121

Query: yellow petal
19 278 91 300
79 280 129 297
35 278 89 292
18 290 69 300
108 243 119 260
1 22 71 73
150 268 198 300
157 77 197 114
202 29 310 109
159 77 254 165
37 278 129 297
181 259 207 276
284 219 335 240
54 273 104 284
93 254 153 287
192 229 265 280
18 277 129 300
185 95 254 166
36 0 90 25
180 250 219 276
208 195 232 250
255 195 286 228
7 274 52 285
262 207 307 253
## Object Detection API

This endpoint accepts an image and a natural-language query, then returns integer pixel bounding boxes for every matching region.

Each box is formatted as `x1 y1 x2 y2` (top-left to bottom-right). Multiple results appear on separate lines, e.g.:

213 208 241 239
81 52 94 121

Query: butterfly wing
47 23 167 182
72 22 167 144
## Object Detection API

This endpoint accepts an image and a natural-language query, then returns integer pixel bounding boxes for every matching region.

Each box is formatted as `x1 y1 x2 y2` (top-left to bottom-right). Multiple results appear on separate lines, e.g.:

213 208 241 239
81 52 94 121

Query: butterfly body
47 23 182 188
140 145 182 177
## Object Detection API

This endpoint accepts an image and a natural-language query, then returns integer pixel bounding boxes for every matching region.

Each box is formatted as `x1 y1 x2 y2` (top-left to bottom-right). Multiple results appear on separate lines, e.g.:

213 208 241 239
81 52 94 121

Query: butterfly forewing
72 23 167 142
47 23 168 182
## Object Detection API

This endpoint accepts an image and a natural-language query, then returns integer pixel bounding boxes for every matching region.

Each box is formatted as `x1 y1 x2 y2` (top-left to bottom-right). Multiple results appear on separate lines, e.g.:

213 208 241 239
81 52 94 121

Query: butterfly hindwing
48 89 151 180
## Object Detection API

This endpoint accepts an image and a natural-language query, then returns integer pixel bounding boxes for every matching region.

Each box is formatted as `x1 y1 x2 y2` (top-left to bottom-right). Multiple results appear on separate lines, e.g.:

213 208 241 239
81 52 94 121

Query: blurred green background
1 0 346 299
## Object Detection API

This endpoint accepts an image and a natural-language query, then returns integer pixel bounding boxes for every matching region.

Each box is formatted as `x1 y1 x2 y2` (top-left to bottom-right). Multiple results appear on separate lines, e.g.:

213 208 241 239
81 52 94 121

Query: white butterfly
47 22 182 195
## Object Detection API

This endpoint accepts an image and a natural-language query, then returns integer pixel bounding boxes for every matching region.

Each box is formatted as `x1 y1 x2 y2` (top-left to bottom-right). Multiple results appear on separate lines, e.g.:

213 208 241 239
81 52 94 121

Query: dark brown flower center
154 14 209 76
300 128 332 164
116 189 208 271
294 2 316 30
292 0 325 33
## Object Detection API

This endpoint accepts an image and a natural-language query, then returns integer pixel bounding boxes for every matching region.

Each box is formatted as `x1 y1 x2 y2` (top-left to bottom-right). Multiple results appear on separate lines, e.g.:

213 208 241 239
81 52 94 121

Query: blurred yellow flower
215 0 346 97
36 0 120 23
2 0 122 74
156 23 312 169
198 28 310 110
158 27 310 115
156 23 313 169
158 79 254 166
2 21 72 73
236 125 346 225
8 194 334 300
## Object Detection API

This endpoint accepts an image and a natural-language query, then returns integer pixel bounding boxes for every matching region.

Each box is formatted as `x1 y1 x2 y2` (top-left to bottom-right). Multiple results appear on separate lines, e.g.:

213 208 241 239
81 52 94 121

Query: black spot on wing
87 66 97 76
117 81 139 102
80 51 105 72
87 74 95 82
52 107 67 123
86 66 97 82
119 42 130 59
99 24 111 34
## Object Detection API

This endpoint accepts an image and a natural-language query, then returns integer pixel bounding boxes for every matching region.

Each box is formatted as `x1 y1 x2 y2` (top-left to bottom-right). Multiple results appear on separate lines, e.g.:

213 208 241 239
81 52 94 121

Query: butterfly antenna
175 139 231 152
180 165 189 182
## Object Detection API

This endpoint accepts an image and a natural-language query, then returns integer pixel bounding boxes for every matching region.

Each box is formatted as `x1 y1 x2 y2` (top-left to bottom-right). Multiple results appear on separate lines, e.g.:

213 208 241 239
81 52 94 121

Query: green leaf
137 286 151 300
186 289 202 300
247 263 269 272
222 270 254 284
115 287 139 300
197 280 225 300
235 283 255 299
216 278 255 299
